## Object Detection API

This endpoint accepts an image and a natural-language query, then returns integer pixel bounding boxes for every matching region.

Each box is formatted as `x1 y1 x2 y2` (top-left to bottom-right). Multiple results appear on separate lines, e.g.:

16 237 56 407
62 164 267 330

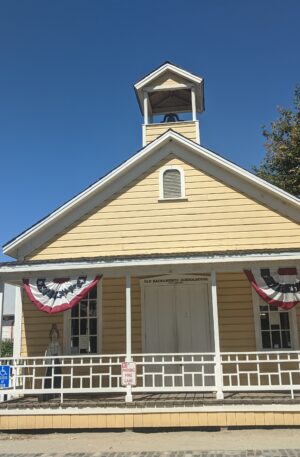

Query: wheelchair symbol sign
0 365 10 388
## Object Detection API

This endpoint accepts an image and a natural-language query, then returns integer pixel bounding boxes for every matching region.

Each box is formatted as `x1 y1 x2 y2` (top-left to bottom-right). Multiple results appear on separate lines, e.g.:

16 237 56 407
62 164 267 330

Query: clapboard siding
102 277 142 353
21 290 64 356
3 411 300 430
28 155 300 261
101 273 257 355
217 272 256 351
20 273 300 356
145 122 198 143
150 70 188 88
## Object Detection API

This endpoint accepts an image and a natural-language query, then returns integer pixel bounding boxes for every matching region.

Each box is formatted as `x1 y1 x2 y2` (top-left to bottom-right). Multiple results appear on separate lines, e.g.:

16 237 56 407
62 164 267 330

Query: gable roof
3 130 300 259
134 61 205 114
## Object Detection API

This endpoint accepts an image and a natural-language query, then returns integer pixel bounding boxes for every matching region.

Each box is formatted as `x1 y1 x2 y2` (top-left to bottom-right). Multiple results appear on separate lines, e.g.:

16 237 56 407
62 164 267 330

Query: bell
162 113 180 123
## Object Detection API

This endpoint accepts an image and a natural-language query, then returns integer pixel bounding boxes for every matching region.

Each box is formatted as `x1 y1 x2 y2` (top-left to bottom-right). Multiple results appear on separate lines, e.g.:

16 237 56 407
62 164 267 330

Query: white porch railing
221 351 300 399
0 355 125 401
1 351 300 402
133 353 216 391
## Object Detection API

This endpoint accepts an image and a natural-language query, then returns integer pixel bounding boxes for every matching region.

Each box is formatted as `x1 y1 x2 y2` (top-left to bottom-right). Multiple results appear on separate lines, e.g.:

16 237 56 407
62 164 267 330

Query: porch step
1 391 300 410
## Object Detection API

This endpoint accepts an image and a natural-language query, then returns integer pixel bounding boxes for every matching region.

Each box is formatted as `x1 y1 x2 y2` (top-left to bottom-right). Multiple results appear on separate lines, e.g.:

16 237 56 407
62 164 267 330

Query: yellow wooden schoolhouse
0 62 300 430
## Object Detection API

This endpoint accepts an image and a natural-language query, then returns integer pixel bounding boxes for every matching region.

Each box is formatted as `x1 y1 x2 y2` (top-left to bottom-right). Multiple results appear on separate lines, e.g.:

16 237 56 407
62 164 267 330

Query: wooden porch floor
1 391 300 410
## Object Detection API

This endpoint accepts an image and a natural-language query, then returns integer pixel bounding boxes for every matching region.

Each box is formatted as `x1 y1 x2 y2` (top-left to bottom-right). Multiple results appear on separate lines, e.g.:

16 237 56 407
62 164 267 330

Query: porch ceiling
0 249 299 284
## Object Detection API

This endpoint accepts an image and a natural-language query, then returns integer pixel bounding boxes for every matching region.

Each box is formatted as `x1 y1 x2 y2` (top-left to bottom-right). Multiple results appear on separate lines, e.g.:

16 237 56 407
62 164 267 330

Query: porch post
13 286 22 358
0 281 4 352
191 86 197 121
0 281 4 402
211 271 224 400
125 273 133 402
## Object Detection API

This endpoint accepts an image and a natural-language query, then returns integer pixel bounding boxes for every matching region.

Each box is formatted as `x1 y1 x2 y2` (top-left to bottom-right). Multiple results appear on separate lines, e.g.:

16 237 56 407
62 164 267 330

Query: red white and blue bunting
23 275 102 314
245 268 300 310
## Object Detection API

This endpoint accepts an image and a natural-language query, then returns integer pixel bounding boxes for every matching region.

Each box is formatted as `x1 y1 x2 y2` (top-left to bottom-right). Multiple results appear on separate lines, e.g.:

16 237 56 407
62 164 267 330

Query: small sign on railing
0 366 10 389
121 362 136 386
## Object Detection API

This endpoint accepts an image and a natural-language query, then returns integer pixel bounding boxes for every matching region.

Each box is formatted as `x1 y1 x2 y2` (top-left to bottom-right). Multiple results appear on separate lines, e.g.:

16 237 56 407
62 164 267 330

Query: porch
2 352 300 430
1 252 300 428
1 350 300 404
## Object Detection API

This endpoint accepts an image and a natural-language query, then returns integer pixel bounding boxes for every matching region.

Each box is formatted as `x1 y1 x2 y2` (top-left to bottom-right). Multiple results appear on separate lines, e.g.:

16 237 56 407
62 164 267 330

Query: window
253 293 298 350
259 303 292 349
159 166 185 200
67 285 99 354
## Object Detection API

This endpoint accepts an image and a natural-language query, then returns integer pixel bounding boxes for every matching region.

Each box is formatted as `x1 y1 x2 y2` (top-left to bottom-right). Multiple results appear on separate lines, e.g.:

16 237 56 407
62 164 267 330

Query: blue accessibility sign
0 365 10 388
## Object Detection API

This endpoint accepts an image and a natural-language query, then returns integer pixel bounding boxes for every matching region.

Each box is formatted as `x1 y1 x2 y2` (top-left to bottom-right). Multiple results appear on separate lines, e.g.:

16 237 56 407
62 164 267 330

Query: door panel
176 283 212 353
144 284 177 353
143 279 212 353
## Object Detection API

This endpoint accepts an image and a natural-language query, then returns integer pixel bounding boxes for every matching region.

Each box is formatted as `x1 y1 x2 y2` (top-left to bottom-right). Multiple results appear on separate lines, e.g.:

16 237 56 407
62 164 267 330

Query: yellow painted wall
21 290 64 357
21 273 258 356
145 122 198 144
21 272 300 356
27 154 300 261
149 70 188 89
102 277 141 354
217 272 256 351
2 411 300 430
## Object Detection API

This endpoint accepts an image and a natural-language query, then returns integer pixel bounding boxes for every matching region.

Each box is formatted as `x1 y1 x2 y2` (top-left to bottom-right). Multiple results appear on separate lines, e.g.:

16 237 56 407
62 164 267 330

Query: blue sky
0 0 299 261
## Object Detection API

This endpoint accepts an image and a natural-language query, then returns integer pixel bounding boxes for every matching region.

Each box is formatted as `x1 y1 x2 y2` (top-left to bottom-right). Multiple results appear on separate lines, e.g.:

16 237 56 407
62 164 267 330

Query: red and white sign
121 362 137 386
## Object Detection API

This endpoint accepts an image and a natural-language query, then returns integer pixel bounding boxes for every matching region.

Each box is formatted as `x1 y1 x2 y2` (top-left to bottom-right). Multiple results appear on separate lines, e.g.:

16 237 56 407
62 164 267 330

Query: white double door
142 277 213 354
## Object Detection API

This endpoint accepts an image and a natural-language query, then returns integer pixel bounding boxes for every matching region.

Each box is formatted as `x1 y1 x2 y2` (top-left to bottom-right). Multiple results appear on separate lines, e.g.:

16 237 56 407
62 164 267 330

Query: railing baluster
2 351 300 400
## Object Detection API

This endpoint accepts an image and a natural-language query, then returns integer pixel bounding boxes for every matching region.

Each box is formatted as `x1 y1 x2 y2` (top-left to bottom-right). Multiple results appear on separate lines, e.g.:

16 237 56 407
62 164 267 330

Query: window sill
158 197 188 202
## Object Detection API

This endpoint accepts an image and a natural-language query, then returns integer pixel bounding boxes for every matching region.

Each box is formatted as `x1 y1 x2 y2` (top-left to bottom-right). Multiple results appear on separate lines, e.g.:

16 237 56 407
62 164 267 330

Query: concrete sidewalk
0 429 300 454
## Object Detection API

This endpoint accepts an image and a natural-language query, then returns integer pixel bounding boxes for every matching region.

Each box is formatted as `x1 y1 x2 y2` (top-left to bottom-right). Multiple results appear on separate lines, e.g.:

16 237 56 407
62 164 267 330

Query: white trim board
2 403 300 415
159 165 186 199
3 130 300 259
1 252 300 282
135 62 203 90
134 63 204 115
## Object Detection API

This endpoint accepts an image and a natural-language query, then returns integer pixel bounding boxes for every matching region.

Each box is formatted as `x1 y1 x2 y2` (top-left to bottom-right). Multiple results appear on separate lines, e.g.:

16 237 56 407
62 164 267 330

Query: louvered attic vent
163 169 182 199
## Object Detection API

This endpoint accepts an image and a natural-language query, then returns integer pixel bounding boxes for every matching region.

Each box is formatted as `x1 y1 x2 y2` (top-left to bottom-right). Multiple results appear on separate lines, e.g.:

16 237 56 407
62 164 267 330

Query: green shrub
0 340 13 357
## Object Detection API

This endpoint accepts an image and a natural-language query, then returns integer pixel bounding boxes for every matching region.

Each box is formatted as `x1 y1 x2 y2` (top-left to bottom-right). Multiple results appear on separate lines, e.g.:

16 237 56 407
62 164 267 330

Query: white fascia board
3 133 172 257
0 252 299 277
134 63 203 91
134 64 204 114
3 129 300 258
172 132 300 210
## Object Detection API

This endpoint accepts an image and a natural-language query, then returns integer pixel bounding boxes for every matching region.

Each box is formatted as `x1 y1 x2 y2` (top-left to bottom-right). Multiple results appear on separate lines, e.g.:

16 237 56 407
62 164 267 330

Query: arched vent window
160 166 185 200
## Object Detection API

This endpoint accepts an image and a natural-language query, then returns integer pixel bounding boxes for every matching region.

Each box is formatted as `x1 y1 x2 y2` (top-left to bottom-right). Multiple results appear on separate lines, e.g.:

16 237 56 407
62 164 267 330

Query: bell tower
134 62 204 146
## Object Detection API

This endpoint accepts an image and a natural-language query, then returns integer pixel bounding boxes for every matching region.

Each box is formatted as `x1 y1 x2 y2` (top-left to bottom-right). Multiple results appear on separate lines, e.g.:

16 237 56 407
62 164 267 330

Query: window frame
63 280 102 355
159 165 187 201
252 288 299 351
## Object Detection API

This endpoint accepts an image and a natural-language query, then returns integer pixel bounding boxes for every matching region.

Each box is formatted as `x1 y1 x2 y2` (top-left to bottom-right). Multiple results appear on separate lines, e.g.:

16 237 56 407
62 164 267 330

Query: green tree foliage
0 340 13 357
254 86 300 197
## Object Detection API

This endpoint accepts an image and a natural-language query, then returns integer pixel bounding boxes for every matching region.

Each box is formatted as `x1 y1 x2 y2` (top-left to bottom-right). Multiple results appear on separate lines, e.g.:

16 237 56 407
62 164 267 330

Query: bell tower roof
134 61 205 115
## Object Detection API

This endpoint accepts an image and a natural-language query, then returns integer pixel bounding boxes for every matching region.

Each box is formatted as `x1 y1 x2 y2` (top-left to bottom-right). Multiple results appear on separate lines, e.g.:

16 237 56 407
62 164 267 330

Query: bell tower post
135 62 204 146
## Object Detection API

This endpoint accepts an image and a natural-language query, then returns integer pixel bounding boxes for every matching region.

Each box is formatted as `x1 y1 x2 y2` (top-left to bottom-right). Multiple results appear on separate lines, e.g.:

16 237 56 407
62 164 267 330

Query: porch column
191 86 197 121
125 273 133 402
0 281 4 402
13 286 22 358
142 91 149 147
211 271 224 400
0 281 4 352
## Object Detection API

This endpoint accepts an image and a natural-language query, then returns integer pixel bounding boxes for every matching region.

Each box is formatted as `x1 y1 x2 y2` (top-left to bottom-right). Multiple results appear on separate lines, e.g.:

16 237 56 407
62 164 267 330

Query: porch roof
0 249 299 282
